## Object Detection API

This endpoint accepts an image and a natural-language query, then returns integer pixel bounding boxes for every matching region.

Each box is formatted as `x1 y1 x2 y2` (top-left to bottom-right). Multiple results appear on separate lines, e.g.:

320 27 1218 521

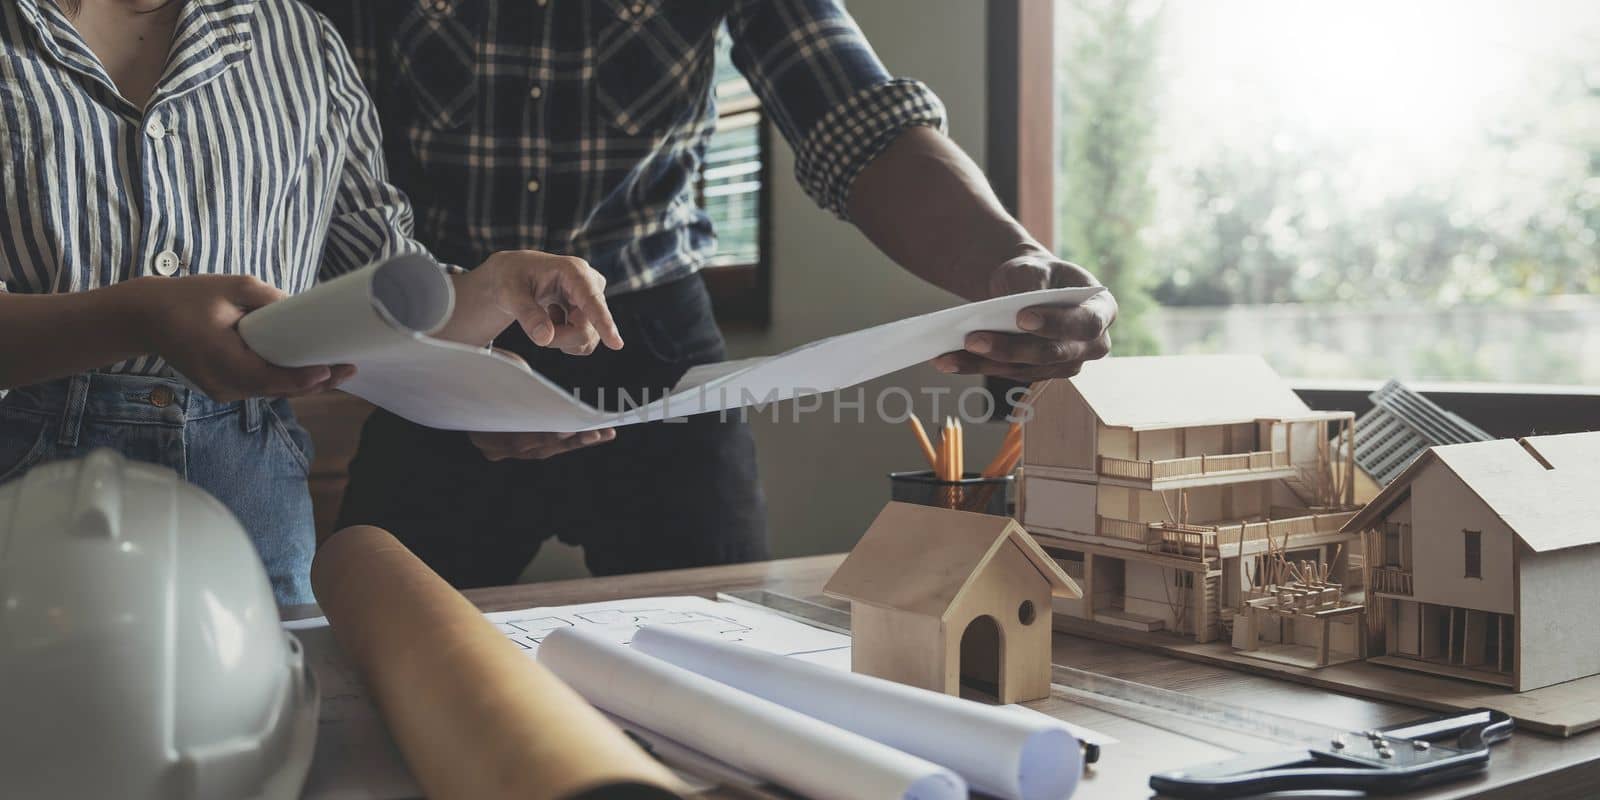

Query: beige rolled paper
311 525 686 800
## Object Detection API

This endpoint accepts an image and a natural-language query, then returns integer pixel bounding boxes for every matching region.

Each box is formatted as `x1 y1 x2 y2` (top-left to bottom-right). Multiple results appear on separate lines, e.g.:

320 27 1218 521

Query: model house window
1174 571 1193 589
1383 529 1402 568
697 26 770 328
1464 530 1483 579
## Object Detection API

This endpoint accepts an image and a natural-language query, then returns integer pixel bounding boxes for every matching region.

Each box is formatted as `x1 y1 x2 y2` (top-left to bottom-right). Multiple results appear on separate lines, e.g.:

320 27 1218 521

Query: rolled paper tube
632 626 1082 800
539 626 967 800
311 526 686 800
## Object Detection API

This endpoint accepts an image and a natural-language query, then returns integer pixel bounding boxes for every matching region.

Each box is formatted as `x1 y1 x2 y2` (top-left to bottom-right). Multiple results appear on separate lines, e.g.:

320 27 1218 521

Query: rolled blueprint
539 626 967 800
239 252 456 367
310 526 685 800
632 626 1082 800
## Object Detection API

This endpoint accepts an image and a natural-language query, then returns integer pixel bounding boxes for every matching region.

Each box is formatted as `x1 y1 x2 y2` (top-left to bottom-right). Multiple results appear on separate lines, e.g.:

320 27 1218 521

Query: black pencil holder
888 470 1013 516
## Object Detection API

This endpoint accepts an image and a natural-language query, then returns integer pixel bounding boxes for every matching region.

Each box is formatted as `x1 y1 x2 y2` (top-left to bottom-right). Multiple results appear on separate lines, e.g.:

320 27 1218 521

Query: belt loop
57 373 91 448
243 397 263 433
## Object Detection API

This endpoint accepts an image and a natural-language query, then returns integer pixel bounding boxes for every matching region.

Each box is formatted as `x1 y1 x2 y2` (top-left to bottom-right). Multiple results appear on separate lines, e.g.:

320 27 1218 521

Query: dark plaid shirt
311 0 947 295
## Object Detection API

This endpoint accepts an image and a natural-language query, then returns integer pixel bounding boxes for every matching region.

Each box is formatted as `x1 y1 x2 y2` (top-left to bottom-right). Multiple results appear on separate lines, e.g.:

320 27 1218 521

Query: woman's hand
121 275 354 402
437 250 623 354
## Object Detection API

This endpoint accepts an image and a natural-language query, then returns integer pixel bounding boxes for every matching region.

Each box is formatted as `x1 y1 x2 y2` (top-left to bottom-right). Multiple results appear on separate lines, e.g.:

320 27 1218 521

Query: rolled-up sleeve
727 0 947 221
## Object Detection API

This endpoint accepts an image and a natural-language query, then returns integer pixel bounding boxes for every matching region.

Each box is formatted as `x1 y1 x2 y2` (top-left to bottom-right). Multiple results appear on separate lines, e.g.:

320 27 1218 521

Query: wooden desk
376 555 1600 800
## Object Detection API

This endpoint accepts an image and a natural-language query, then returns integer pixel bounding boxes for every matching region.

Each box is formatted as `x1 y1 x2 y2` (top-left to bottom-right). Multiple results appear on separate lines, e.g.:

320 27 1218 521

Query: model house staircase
1282 470 1320 508
1091 608 1166 633
1200 571 1222 642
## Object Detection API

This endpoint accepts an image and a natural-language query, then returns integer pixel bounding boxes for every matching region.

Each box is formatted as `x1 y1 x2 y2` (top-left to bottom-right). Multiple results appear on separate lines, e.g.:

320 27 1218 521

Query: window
1052 1 1600 384
1173 570 1193 589
1383 528 1403 568
697 26 771 328
1464 529 1483 579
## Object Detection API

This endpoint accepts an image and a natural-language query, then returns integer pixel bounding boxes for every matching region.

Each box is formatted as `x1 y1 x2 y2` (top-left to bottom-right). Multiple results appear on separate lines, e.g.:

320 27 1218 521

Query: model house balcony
1096 450 1294 489
1095 510 1358 559
1371 567 1414 596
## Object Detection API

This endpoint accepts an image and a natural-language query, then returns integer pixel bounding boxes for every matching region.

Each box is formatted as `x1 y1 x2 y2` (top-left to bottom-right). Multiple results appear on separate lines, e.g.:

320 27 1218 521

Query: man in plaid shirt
314 0 1118 586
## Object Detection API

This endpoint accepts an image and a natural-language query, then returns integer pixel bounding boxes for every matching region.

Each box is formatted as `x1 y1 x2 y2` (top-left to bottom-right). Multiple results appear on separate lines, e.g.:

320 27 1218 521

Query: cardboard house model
824 502 1081 703
1342 431 1600 692
1020 355 1361 643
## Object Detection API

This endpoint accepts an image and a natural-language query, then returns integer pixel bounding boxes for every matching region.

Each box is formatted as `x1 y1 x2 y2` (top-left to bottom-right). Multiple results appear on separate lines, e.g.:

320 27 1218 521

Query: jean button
149 386 175 408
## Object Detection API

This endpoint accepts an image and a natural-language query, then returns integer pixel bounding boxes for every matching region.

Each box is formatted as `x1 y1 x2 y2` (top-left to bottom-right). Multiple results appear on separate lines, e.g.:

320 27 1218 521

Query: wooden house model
824 502 1082 703
1020 355 1361 644
1342 431 1600 691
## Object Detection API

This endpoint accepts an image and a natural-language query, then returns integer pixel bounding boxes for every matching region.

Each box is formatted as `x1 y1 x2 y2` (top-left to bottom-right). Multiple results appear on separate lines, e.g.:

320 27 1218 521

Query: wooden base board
1237 643 1361 671
1054 615 1600 737
1367 655 1517 689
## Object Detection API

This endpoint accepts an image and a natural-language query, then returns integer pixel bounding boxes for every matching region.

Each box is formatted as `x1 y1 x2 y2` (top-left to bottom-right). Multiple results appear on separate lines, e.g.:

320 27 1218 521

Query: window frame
697 46 773 331
984 0 1057 418
987 0 1599 431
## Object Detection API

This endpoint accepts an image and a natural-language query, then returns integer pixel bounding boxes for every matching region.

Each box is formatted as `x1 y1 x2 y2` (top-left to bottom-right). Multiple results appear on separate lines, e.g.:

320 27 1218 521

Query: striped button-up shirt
0 0 428 375
312 0 947 295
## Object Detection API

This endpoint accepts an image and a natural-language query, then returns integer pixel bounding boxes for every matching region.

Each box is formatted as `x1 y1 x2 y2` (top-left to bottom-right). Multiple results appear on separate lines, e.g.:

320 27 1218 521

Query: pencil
907 417 938 471
934 419 947 480
981 426 1023 478
953 418 965 480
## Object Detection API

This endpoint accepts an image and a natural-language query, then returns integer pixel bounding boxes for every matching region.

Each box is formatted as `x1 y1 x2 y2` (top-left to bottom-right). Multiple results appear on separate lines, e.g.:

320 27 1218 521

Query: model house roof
824 502 1081 618
1351 380 1492 486
1341 431 1600 553
1067 355 1316 430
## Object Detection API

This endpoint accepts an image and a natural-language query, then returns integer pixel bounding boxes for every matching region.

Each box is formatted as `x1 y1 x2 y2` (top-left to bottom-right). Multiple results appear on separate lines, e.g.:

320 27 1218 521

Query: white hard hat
0 449 318 800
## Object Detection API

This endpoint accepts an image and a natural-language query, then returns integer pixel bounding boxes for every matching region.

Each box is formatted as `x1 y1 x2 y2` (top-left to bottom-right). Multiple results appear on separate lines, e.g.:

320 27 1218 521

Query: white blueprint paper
285 596 852 799
240 255 1104 432
632 626 1083 800
539 627 967 800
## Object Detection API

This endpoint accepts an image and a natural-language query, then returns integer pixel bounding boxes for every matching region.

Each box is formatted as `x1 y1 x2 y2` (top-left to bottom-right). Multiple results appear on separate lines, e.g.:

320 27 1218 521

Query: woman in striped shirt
0 0 622 604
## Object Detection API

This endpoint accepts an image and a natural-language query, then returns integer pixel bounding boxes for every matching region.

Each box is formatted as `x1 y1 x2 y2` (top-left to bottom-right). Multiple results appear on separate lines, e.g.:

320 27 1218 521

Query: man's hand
932 252 1117 380
125 275 354 402
469 428 618 461
464 347 618 461
438 250 624 354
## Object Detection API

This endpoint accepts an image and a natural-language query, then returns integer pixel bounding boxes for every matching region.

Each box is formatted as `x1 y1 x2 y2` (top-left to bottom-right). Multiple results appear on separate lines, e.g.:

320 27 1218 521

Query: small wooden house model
824 502 1082 703
1343 431 1600 691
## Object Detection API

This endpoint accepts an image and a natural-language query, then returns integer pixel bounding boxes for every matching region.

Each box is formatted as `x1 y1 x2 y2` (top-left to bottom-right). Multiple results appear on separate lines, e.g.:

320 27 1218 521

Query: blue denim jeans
0 373 317 605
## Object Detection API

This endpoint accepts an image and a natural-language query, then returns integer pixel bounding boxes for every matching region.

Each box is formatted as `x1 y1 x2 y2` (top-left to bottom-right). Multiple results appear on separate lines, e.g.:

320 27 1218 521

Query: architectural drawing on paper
1343 431 1600 691
1018 355 1363 654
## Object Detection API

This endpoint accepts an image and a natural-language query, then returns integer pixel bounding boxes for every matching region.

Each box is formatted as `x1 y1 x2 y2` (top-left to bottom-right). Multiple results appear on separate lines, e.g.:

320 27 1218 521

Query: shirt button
529 85 544 100
144 119 166 140
153 250 182 276
526 179 541 193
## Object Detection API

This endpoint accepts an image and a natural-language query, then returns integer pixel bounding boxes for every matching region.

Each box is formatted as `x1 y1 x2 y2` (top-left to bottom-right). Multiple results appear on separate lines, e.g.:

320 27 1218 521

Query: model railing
1091 510 1359 560
1211 510 1358 546
1097 516 1153 544
1098 450 1290 482
1371 567 1414 595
